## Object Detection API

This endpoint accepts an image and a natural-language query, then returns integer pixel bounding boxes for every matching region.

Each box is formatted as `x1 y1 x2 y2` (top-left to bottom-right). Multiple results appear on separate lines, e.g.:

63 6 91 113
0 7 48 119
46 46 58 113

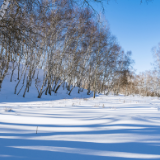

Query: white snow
0 74 160 159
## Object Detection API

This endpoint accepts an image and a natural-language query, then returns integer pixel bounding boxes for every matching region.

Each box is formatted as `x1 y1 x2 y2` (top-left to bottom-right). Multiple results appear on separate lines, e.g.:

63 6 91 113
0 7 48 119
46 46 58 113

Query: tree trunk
0 0 10 20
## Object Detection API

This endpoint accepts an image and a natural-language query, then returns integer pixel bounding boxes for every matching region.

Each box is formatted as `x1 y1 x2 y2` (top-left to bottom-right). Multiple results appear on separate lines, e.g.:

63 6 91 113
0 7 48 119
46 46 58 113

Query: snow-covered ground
0 75 160 159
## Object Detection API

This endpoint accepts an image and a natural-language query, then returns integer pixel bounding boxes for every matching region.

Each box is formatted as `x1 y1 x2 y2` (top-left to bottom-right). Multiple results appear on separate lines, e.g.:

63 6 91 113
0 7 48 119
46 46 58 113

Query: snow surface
0 74 160 159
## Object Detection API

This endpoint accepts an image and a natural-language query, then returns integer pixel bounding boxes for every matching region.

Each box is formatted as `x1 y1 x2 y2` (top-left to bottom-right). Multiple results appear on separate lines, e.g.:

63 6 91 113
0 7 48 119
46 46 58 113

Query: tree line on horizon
0 0 158 99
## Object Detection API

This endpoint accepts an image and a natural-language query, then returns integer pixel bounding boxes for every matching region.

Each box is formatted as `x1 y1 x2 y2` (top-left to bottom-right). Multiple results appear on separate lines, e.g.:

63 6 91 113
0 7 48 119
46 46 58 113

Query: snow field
0 93 160 160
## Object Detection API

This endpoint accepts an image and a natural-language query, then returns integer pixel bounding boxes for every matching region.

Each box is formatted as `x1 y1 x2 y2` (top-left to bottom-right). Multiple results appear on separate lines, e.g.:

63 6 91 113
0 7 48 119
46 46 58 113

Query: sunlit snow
0 75 160 160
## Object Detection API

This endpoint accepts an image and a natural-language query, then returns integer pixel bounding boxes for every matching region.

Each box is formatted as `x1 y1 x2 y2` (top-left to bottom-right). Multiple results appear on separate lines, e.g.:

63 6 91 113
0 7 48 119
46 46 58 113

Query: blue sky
92 0 160 73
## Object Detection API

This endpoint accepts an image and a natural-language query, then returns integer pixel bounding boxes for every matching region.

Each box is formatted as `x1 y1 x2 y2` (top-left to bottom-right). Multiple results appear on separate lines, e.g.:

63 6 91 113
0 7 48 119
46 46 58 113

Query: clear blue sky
92 0 160 73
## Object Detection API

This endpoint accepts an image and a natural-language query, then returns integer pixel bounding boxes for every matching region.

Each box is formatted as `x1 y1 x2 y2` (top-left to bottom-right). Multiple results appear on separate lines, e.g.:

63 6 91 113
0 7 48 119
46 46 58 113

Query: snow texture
0 72 160 160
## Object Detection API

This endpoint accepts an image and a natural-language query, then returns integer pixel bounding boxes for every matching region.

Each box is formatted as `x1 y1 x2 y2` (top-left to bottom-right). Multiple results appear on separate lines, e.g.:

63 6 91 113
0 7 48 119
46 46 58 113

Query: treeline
0 0 133 98
119 44 160 97
117 70 160 97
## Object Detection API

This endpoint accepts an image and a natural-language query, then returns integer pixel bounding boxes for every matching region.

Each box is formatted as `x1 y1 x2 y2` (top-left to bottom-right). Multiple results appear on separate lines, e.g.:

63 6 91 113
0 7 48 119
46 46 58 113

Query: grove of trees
3 0 158 99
